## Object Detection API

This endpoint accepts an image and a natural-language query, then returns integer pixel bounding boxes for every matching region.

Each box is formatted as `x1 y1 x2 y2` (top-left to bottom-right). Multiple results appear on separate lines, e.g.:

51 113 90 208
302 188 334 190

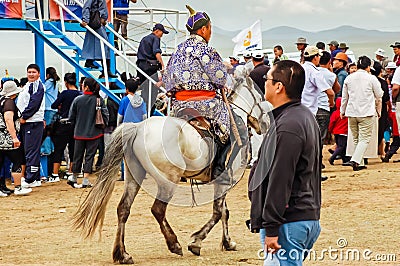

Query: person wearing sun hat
163 5 247 185
295 37 308 64
0 80 32 196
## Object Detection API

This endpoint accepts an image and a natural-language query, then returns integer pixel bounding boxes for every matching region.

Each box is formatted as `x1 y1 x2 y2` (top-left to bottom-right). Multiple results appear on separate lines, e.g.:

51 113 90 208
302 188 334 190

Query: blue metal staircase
25 20 126 103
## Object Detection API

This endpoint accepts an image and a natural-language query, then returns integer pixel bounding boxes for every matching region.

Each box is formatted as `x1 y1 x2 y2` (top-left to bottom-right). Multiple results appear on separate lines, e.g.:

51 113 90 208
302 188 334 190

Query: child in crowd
328 97 349 165
117 78 147 125
347 62 357 74
272 45 288 64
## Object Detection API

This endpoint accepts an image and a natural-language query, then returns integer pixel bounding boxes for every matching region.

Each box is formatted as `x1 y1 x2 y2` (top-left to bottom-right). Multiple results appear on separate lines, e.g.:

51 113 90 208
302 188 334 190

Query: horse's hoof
222 240 237 251
119 256 134 264
170 243 183 256
188 244 201 256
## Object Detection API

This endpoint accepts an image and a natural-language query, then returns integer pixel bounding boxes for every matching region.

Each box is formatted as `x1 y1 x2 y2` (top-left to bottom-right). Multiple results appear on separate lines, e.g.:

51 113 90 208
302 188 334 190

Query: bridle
227 80 267 123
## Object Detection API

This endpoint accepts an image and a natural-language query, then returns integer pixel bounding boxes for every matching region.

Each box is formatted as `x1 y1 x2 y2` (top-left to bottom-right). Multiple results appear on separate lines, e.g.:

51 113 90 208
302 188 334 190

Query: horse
72 77 271 264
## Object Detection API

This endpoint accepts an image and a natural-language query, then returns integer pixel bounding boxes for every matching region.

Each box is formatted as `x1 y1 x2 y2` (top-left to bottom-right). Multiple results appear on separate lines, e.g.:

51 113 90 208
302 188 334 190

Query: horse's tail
72 123 138 239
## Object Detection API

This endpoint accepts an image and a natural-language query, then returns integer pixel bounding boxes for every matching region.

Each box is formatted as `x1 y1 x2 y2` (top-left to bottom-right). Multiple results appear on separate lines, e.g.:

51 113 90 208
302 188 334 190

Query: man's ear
275 82 284 95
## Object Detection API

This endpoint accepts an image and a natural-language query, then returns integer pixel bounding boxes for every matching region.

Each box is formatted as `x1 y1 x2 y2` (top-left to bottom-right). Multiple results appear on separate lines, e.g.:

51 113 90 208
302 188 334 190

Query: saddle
175 108 212 137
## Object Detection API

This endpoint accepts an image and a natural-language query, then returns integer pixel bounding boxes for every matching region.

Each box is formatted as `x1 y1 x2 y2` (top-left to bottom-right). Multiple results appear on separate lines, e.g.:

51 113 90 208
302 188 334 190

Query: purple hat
185 5 210 32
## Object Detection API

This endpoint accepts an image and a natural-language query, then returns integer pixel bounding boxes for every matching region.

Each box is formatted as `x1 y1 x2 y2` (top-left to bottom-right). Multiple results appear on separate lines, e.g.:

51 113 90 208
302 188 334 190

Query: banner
0 0 23 19
232 20 262 56
49 0 111 22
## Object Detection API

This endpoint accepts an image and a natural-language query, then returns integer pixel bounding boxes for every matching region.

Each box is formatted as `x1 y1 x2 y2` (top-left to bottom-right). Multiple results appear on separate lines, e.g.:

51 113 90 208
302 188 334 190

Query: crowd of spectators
0 63 149 196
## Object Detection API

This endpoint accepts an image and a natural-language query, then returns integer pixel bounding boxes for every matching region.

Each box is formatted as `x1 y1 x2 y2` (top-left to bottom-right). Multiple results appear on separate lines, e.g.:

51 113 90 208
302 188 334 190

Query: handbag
88 10 101 30
0 97 16 150
95 97 106 129
88 0 101 30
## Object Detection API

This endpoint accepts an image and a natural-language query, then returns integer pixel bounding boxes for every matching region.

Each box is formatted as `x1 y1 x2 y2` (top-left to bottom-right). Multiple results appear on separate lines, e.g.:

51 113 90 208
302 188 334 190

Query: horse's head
228 75 271 135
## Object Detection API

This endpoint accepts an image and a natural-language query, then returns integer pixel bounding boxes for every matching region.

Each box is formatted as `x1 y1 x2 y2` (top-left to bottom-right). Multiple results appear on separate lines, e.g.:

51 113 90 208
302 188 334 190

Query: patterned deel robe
163 34 230 143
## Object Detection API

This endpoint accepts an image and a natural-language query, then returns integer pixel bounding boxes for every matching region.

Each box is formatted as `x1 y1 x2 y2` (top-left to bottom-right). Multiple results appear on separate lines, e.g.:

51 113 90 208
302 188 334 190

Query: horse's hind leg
220 199 237 251
151 185 182 256
188 184 229 256
113 159 145 264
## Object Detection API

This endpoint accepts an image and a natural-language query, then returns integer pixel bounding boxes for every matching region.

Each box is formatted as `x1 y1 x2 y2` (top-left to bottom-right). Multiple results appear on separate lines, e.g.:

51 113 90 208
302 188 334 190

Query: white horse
72 77 269 264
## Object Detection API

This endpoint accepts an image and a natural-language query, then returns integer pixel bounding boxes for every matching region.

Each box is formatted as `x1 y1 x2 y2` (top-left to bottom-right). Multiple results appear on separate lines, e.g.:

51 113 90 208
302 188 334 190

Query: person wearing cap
375 48 390 70
328 40 341 61
163 5 247 184
228 55 241 75
0 80 32 196
136 23 169 84
113 0 137 49
384 61 397 83
243 51 254 76
295 37 308 64
333 52 349 97
302 46 334 115
272 45 288 64
338 42 352 63
340 56 383 171
390 42 400 66
249 50 270 94
80 0 118 78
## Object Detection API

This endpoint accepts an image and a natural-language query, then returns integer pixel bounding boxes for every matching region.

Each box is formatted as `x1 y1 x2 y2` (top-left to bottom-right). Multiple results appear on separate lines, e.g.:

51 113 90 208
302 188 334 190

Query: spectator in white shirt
340 56 383 171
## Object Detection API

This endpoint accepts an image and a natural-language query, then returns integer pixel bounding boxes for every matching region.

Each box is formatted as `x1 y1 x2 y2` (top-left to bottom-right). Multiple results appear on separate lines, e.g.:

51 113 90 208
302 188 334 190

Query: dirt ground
1 149 399 266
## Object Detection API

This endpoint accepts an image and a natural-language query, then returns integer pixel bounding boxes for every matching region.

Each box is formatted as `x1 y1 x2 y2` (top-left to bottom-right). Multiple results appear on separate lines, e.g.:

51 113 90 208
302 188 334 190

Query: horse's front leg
151 186 183 256
188 183 229 256
220 199 237 251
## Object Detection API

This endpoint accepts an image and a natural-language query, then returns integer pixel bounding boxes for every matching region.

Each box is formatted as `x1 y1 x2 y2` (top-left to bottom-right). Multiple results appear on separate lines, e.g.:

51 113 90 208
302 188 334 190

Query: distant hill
210 25 400 58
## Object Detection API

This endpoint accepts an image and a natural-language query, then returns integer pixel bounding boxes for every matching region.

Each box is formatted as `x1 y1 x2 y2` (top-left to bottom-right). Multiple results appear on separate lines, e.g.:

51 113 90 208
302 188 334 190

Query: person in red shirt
328 97 349 165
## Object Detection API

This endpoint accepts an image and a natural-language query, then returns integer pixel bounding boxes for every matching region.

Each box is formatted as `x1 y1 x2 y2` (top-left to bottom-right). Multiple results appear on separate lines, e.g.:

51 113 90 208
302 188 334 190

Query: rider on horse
163 5 246 183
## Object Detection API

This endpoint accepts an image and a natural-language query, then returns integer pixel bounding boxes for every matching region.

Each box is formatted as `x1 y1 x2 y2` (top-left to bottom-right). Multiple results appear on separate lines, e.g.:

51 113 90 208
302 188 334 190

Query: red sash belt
175 90 216 101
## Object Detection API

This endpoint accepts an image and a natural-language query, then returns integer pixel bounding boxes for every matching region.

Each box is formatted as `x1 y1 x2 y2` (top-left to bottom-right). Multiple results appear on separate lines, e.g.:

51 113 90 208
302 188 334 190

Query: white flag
232 20 262 56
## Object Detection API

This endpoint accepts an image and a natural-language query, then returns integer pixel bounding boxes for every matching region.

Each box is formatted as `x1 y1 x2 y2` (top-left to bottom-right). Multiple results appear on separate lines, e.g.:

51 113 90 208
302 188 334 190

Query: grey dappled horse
72 77 270 264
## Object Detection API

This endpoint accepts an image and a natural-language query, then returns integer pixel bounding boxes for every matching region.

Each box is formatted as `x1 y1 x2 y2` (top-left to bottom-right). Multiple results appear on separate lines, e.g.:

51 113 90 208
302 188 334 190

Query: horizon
0 23 398 79
213 24 400 34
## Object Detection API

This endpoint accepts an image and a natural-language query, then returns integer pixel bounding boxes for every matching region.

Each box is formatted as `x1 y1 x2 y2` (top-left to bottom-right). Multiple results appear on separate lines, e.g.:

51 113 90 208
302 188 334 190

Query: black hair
357 56 371 70
319 51 331 65
64 72 77 87
120 72 133 83
83 77 100 96
370 61 383 77
19 77 28 87
316 41 325 50
46 66 60 89
274 45 283 51
125 78 141 93
272 60 305 100
189 20 211 35
27 63 40 73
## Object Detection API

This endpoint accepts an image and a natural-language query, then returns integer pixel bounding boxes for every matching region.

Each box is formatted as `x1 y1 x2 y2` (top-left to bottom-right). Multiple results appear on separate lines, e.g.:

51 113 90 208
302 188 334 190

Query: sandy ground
0 149 399 266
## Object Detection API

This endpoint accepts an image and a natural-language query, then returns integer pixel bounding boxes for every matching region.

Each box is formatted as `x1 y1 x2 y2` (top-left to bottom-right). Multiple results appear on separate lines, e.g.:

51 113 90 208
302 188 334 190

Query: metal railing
52 0 168 116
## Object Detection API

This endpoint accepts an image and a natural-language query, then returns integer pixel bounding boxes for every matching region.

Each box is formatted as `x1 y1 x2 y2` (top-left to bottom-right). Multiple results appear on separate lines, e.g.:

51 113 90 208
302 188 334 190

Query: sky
140 0 400 32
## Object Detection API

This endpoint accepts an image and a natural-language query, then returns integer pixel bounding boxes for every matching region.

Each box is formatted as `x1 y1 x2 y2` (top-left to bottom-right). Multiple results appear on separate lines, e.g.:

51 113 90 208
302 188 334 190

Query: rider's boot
212 139 232 185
